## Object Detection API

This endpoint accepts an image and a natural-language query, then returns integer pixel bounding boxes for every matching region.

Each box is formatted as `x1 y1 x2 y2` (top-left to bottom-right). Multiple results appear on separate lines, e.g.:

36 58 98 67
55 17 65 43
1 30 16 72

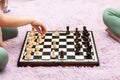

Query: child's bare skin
106 28 120 42
0 0 46 48
0 41 14 47
0 11 46 48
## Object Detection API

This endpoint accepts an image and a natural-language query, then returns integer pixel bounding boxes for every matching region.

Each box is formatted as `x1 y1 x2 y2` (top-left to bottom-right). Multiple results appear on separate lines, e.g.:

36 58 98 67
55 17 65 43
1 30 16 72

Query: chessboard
17 26 99 67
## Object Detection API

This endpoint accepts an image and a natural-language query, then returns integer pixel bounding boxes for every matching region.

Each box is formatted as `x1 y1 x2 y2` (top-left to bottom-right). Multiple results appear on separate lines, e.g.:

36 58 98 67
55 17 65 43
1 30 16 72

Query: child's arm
0 10 46 35
0 9 47 47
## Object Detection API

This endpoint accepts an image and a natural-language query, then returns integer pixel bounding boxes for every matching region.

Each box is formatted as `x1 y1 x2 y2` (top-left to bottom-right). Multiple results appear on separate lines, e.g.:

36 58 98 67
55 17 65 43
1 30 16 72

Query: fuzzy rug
0 0 120 80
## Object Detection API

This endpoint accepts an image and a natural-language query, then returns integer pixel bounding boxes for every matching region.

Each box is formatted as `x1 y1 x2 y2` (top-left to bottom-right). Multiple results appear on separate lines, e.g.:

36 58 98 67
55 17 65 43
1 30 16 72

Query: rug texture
0 0 120 80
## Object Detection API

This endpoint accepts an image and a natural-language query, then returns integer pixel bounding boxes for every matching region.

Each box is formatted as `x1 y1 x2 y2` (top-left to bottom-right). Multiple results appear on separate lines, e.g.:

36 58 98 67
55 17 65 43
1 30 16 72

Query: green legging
0 27 18 71
103 8 120 37
0 47 9 71
2 27 18 41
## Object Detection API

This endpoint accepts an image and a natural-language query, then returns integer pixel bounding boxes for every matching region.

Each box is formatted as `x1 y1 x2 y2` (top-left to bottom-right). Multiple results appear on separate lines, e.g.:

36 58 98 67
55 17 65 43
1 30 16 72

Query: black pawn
86 45 92 52
86 52 92 59
75 28 80 37
75 43 81 55
60 50 64 58
66 26 70 35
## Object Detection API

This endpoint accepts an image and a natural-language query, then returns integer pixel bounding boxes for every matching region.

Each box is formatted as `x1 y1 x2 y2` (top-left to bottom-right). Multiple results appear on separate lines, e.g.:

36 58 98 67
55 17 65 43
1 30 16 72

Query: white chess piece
35 43 40 54
54 28 59 36
25 48 32 59
51 50 56 58
29 27 35 37
37 33 42 43
53 40 56 48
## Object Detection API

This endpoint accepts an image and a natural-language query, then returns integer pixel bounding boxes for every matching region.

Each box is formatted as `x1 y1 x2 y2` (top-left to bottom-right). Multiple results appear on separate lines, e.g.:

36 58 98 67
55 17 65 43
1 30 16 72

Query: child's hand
31 19 47 35
0 41 14 48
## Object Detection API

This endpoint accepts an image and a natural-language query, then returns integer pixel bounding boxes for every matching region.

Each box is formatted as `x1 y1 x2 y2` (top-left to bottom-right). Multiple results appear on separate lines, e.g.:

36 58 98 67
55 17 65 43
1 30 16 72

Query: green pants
103 8 120 37
0 27 18 71
2 27 18 41
0 47 9 71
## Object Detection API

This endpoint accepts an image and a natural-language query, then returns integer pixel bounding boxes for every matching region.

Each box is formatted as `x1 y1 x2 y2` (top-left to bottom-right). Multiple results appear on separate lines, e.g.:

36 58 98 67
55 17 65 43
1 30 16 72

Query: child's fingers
34 26 43 35
33 25 46 35
40 23 47 34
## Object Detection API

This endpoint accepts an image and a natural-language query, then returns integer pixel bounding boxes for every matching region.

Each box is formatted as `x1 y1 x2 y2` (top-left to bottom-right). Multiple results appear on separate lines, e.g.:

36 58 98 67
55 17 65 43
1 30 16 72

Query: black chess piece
84 41 90 47
86 52 92 59
75 43 81 55
60 50 64 58
66 26 70 35
83 26 87 32
85 45 92 59
75 28 80 37
82 36 89 42
75 36 79 43
86 45 92 52
82 26 90 37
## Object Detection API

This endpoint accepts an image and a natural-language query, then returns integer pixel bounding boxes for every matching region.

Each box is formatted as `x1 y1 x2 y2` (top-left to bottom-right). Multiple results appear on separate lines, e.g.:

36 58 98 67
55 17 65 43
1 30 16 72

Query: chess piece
86 45 92 52
75 36 79 43
86 52 92 59
82 36 89 42
60 50 64 58
26 42 33 48
54 28 59 36
75 43 81 55
75 28 80 37
82 26 89 37
83 26 87 32
66 26 70 35
29 29 35 37
53 40 56 48
37 33 42 43
85 44 92 59
51 50 56 59
35 43 40 54
25 48 32 59
27 36 35 44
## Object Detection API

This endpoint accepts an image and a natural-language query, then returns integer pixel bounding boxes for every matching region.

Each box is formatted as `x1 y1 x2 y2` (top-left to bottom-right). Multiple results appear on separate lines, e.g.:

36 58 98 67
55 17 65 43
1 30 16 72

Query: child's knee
103 8 114 22
0 47 9 71
2 27 18 41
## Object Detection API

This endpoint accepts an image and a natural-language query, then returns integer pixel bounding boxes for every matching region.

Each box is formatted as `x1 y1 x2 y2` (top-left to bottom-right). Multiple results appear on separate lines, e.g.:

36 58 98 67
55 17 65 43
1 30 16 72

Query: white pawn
52 40 56 48
54 28 59 36
51 50 56 58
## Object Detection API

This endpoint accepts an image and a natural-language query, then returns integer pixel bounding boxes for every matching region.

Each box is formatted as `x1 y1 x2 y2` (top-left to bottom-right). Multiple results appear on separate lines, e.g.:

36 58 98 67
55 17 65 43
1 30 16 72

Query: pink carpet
0 0 120 80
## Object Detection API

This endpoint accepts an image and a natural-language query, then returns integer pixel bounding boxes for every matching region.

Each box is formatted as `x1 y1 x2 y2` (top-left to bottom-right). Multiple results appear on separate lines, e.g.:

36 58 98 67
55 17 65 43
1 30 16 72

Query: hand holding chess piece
31 19 47 36
29 27 35 37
